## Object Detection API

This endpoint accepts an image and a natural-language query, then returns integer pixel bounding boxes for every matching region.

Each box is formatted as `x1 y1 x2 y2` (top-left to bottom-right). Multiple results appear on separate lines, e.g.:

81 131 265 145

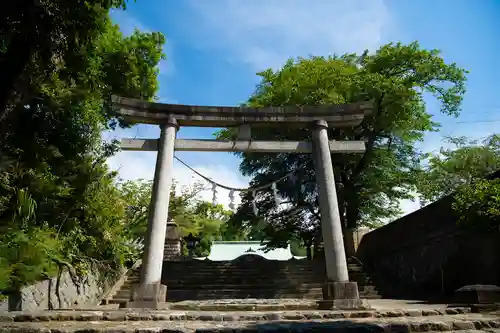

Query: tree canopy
417 135 500 205
416 134 500 229
453 177 500 228
219 42 468 248
119 179 237 257
0 5 165 295
117 177 307 258
0 0 132 121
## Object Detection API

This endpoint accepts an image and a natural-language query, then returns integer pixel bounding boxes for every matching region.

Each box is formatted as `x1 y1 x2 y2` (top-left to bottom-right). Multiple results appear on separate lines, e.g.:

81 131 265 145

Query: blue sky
107 0 500 214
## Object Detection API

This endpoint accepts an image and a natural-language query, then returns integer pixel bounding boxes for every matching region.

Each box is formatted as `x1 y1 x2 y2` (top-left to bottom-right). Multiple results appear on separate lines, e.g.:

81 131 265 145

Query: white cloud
107 151 249 210
110 9 150 36
185 0 390 70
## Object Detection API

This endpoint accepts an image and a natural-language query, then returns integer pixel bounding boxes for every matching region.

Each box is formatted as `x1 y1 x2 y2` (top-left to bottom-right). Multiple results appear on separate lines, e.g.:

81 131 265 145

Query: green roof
195 241 305 261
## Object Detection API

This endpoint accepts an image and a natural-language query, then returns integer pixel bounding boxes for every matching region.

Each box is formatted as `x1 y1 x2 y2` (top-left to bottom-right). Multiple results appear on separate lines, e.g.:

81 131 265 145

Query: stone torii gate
112 95 372 309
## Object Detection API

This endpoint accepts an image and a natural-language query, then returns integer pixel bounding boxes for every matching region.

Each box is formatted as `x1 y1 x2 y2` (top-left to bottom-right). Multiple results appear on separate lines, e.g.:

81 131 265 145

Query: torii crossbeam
112 95 372 310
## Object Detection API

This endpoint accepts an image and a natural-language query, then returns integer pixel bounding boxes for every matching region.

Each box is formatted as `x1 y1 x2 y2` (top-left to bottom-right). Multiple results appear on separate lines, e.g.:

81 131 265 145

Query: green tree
219 42 467 248
0 0 129 120
417 134 500 205
453 178 500 228
0 10 165 295
119 179 237 257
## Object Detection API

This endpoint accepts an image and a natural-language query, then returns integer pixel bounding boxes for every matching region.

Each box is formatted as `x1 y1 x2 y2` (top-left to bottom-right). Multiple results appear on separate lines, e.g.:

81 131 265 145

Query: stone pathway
86 298 474 311
1 299 499 332
0 307 475 322
0 313 499 332
1 308 499 332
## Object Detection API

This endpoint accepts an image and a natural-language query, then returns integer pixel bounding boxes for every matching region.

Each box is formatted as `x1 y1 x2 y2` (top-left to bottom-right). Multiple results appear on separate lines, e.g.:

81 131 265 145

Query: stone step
113 286 380 296
122 279 378 288
117 285 322 294
161 266 363 270
152 268 346 273
121 281 326 288
126 272 371 281
112 291 382 300
121 280 376 289
118 281 378 293
2 309 498 333
115 285 325 295
157 272 355 276
130 270 328 275
159 261 360 266
116 262 381 302
128 269 367 276
132 265 363 272
110 289 382 303
109 294 382 304
130 273 368 279
158 273 369 281
4 321 497 333
163 290 382 302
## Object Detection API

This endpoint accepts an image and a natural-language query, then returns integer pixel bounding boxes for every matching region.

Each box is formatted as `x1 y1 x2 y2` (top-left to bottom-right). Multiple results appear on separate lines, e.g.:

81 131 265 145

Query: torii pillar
112 95 372 309
312 120 362 309
138 119 177 306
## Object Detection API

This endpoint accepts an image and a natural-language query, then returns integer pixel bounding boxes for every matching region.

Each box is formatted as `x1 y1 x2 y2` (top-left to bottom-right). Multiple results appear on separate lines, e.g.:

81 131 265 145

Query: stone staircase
104 256 380 304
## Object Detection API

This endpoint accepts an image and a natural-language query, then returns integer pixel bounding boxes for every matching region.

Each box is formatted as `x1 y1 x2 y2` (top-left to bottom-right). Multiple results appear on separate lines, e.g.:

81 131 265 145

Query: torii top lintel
111 95 373 128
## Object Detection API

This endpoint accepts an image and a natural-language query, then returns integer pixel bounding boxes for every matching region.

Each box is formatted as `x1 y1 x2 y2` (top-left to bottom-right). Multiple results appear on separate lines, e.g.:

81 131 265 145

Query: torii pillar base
317 281 368 310
121 283 169 309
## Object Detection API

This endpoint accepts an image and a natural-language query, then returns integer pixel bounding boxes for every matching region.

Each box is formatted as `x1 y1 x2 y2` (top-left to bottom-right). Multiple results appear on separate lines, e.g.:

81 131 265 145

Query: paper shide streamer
211 182 218 206
271 182 280 206
251 190 258 216
228 190 235 211
173 155 297 218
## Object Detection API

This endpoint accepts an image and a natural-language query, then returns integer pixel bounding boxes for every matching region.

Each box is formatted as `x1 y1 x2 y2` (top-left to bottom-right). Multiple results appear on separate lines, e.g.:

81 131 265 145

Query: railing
347 255 366 268
98 259 142 305
98 237 144 305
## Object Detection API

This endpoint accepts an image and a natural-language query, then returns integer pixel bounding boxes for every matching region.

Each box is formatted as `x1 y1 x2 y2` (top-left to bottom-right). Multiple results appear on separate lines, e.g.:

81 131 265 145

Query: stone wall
356 194 500 301
344 228 371 258
0 266 123 312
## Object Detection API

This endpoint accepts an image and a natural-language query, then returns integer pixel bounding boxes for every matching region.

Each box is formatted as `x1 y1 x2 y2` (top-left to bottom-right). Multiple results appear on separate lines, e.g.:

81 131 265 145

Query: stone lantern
163 219 182 260
301 232 314 260
183 233 201 259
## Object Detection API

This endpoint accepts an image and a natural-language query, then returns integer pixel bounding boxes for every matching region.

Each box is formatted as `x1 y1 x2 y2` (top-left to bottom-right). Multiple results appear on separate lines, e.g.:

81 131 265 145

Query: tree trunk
7 290 22 312
47 278 54 310
343 180 360 230
346 198 360 230
55 267 63 309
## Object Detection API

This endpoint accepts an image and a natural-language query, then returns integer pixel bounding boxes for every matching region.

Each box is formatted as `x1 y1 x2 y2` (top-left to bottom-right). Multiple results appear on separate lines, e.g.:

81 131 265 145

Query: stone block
121 283 168 309
455 284 500 305
132 283 167 302
318 281 367 310
120 300 170 309
344 228 370 258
